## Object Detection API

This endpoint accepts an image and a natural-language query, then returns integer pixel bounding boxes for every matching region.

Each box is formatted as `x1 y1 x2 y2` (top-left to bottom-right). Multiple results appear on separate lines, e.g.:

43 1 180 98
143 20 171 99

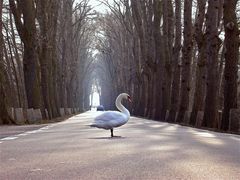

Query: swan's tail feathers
89 124 97 128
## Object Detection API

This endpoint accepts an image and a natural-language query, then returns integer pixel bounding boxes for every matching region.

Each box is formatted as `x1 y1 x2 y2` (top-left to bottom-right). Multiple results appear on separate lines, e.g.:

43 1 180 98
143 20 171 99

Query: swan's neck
115 96 130 118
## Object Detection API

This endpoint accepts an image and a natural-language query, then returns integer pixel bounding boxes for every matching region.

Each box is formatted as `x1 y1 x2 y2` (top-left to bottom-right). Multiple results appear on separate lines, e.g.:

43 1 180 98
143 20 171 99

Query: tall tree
189 0 207 126
176 0 193 123
167 0 182 122
161 0 174 120
0 0 12 124
131 0 147 116
153 0 164 120
9 0 42 108
37 0 60 118
221 0 239 130
202 0 221 128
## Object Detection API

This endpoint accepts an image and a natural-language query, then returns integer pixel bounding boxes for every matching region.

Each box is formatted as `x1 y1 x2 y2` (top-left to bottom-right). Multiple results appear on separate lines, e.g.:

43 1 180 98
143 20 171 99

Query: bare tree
189 0 207 126
9 0 42 109
0 0 12 124
176 0 193 123
222 0 239 130
202 0 221 128
167 0 182 122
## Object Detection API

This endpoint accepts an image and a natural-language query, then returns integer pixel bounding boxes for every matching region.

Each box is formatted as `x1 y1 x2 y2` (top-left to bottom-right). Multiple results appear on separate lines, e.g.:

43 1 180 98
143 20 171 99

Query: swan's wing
92 111 127 129
94 111 125 121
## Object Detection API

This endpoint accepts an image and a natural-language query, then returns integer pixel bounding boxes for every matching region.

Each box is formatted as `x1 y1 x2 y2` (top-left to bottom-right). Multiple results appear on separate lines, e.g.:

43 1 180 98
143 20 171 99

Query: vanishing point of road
0 111 239 180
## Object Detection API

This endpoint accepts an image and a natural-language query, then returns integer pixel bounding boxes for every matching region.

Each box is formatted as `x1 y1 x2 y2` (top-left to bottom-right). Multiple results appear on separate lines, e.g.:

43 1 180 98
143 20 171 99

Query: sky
88 0 111 13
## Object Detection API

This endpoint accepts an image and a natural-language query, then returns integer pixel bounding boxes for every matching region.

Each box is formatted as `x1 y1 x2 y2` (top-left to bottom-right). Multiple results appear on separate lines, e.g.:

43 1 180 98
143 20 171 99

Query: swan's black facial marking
127 95 132 102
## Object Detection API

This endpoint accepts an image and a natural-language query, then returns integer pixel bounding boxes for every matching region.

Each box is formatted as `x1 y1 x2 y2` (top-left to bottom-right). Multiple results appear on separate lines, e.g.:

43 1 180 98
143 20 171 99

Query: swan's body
90 93 131 137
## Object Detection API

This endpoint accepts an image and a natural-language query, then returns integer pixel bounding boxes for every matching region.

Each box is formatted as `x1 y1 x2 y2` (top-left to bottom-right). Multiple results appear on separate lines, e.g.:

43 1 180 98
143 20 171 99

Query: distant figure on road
96 105 105 111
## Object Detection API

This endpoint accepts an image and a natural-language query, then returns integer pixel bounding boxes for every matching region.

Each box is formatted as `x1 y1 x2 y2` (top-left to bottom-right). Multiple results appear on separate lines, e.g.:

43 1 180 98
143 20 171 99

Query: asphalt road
0 111 239 180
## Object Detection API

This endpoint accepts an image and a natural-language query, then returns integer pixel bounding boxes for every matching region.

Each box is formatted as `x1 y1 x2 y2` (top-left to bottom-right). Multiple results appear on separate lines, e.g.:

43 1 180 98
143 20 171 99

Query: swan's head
119 93 132 103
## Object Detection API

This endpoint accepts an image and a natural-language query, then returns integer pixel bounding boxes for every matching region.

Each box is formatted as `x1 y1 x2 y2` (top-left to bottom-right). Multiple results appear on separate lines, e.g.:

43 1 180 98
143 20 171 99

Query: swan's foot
110 129 121 138
111 129 114 137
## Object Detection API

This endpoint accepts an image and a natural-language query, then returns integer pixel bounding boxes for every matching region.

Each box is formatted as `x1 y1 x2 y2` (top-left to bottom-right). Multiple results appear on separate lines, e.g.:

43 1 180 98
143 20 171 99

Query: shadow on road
88 136 126 140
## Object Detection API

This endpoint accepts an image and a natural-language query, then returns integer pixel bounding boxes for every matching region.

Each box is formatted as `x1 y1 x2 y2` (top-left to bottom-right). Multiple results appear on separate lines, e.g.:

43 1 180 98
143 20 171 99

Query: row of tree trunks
37 0 60 119
1 0 96 124
2 0 239 131
95 0 239 132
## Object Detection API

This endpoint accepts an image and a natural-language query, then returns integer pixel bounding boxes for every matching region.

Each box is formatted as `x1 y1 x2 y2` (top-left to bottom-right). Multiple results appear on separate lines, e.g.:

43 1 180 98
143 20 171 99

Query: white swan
90 93 131 137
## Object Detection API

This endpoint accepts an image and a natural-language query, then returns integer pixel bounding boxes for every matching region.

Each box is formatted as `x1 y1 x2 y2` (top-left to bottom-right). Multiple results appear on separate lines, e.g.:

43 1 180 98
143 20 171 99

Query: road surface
0 111 239 180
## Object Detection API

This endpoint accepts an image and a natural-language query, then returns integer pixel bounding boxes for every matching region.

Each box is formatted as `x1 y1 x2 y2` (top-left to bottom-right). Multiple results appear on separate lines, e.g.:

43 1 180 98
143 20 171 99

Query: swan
90 93 131 137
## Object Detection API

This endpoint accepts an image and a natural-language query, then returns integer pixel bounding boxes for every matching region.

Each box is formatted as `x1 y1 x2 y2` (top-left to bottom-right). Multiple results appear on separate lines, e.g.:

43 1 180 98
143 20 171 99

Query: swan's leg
111 129 114 137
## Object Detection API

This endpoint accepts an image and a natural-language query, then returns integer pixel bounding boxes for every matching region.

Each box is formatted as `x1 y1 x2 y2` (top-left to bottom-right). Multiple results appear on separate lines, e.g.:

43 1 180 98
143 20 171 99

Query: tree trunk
9 0 42 108
189 0 207 126
221 0 239 130
9 11 27 108
131 0 148 116
49 0 60 117
161 0 173 121
202 0 221 128
152 0 164 120
176 0 193 123
3 39 17 107
0 0 12 124
167 0 182 122
37 0 60 119
38 0 51 119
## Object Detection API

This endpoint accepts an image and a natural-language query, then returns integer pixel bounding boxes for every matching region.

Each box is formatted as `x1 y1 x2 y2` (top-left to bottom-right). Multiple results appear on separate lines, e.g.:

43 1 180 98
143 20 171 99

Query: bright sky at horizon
90 92 100 106
88 0 111 13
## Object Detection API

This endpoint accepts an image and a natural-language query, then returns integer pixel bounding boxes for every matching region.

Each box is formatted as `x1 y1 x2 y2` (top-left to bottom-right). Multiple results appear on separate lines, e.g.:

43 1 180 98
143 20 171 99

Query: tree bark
189 0 207 126
167 0 182 122
36 0 60 118
0 0 12 124
176 0 193 123
9 11 27 108
202 0 221 128
9 0 42 108
221 0 239 130
152 0 164 120
161 0 173 121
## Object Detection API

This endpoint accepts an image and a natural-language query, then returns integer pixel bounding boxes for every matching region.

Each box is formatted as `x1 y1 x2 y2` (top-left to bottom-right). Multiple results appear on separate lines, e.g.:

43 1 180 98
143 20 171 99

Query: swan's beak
128 96 132 103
